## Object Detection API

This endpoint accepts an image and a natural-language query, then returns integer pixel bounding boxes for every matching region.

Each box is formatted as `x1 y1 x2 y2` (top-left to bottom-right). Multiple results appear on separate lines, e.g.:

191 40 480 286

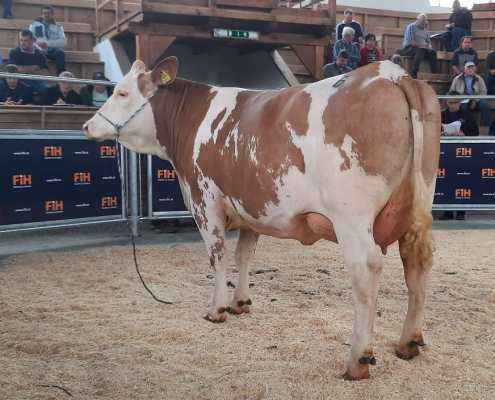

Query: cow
83 57 440 380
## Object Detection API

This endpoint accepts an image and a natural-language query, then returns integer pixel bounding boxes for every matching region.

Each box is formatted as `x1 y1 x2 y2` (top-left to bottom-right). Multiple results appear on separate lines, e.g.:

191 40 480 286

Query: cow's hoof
395 339 424 360
204 307 228 323
342 368 370 381
228 299 252 315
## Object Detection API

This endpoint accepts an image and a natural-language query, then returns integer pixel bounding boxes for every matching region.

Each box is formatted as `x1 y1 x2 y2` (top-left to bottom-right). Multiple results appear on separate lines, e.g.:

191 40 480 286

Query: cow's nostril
83 123 89 131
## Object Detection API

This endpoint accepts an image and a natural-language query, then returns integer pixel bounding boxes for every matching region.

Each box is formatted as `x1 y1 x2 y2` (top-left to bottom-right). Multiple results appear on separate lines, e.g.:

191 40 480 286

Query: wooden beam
268 50 300 87
291 45 316 79
140 3 334 26
136 33 177 67
129 22 330 46
212 0 277 8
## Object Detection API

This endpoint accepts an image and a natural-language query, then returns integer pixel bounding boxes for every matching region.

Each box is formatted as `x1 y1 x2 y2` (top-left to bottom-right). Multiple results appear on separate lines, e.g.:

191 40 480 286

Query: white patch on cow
361 60 408 89
193 87 245 165
248 136 259 165
221 122 240 159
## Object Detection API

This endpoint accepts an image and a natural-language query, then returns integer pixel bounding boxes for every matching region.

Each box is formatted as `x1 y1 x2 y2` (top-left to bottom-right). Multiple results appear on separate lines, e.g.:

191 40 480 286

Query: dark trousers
441 27 470 52
485 72 495 95
2 0 12 17
402 46 438 78
46 48 66 76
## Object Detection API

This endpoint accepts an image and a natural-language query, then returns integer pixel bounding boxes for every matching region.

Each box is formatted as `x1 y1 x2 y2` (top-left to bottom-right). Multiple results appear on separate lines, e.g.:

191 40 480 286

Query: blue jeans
46 48 66 75
2 0 12 17
441 27 470 52
22 79 48 95
485 72 495 95
461 99 491 127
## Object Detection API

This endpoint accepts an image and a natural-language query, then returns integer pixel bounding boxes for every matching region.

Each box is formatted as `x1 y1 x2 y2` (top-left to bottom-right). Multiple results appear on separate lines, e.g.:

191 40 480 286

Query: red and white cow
83 57 440 380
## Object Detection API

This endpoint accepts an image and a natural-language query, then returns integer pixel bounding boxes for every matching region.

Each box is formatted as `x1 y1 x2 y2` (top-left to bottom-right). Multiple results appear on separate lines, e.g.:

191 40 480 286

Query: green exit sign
213 29 260 41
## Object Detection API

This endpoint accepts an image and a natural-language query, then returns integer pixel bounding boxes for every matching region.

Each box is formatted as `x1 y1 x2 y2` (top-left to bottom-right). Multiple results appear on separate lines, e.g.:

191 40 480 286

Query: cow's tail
398 77 435 263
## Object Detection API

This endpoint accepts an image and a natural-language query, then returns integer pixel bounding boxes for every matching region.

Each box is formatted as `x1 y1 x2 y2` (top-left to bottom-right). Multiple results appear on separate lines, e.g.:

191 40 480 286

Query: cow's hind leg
335 221 382 380
199 220 230 323
396 236 433 360
229 229 259 315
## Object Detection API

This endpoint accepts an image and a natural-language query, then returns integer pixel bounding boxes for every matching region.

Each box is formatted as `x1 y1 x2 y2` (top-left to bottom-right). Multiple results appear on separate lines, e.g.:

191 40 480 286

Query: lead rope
98 88 175 305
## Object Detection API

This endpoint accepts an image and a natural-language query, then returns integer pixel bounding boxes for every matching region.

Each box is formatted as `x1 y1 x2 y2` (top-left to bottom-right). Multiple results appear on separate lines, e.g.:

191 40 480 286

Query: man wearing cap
449 61 490 127
402 13 439 79
336 9 363 47
80 71 113 107
29 5 67 75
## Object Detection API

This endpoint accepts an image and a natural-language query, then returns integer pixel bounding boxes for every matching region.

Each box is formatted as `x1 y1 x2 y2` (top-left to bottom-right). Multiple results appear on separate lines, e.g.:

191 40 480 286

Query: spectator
29 5 67 75
451 36 478 75
323 50 352 78
358 33 381 67
0 64 36 105
391 54 404 67
333 27 361 70
2 0 12 19
449 61 490 126
402 13 439 79
80 71 114 107
38 71 83 105
312 2 323 12
441 0 472 52
439 90 479 221
8 30 49 95
485 49 495 95
336 9 363 47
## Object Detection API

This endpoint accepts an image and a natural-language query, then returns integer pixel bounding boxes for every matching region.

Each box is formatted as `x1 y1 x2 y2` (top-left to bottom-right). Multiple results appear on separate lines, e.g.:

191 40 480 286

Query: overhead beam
129 22 330 46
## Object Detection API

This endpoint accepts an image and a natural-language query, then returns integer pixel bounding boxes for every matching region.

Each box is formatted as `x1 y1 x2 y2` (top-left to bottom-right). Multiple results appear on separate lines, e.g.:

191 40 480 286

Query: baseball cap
92 71 109 81
465 61 475 68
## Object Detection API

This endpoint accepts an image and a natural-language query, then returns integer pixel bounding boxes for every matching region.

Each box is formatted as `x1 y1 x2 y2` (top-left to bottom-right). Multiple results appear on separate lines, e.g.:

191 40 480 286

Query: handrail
0 72 116 87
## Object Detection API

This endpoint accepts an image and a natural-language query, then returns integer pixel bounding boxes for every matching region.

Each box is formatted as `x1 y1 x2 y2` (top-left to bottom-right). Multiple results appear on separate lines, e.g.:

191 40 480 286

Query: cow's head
83 57 178 155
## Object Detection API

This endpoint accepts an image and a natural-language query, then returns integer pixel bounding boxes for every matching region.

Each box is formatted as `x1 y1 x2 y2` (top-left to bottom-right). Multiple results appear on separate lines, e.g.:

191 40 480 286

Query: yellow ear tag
160 70 171 84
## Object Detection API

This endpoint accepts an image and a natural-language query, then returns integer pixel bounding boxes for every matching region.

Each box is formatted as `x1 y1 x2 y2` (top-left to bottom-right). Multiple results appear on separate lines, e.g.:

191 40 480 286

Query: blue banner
150 157 187 213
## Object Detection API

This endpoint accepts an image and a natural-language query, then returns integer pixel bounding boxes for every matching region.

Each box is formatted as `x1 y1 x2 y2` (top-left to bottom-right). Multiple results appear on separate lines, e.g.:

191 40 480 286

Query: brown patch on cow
322 69 412 183
211 108 226 133
339 148 351 171
284 90 311 136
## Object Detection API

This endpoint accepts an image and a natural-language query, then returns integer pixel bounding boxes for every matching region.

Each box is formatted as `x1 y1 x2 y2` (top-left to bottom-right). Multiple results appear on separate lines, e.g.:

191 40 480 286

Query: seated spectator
451 36 478 75
336 9 363 47
402 14 438 79
80 71 113 107
441 1 472 53
2 0 12 18
449 61 490 127
439 90 479 221
358 33 381 67
323 50 352 78
0 64 36 105
485 49 495 95
9 30 49 95
333 27 361 70
38 71 83 106
312 2 323 12
391 54 404 67
29 5 67 76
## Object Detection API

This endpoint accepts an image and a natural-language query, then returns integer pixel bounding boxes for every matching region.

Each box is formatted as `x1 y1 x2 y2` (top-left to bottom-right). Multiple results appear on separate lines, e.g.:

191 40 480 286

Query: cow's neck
151 78 213 169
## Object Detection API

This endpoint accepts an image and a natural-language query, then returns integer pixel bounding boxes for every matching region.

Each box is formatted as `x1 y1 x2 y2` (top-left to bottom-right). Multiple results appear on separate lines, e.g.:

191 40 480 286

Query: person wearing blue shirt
402 14 438 79
336 9 364 47
333 27 361 70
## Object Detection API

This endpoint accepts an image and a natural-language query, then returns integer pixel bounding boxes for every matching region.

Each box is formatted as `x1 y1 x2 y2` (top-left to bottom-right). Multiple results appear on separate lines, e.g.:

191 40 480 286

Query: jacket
449 7 472 31
29 19 66 50
336 20 363 44
0 80 36 104
449 73 487 96
38 84 83 105
332 39 361 69
358 46 381 67
79 85 114 107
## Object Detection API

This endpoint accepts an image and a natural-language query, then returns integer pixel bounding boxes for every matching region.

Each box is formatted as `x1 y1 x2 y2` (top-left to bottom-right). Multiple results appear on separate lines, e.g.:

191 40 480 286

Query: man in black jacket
80 71 113 107
0 64 35 104
441 1 472 52
38 70 83 105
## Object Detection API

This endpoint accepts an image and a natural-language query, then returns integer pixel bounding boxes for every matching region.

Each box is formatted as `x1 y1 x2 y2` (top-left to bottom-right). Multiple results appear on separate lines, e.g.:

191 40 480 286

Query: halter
96 87 160 139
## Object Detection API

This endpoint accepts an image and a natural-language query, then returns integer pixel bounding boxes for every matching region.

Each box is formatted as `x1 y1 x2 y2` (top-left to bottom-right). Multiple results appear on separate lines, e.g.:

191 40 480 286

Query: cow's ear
151 56 178 87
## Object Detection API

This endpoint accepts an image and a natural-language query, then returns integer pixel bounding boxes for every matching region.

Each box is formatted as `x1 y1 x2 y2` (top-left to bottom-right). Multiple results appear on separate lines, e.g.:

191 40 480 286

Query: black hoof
237 300 245 307
359 356 376 365
395 349 416 360
246 299 252 305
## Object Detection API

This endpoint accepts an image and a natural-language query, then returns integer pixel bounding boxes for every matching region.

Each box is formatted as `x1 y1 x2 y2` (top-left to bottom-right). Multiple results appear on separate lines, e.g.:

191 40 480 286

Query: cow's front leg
229 229 259 315
200 221 229 323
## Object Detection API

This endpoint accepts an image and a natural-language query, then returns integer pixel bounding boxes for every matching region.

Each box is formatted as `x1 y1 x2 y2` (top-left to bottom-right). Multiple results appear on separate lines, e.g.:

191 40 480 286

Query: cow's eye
118 91 127 97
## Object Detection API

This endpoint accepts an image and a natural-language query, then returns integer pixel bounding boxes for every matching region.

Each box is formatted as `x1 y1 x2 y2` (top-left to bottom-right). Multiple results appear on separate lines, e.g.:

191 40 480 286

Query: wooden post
136 33 177 67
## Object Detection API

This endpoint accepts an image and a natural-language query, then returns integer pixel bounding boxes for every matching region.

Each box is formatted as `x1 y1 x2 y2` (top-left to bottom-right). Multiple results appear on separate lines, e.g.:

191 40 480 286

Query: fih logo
101 145 117 158
437 168 446 178
482 168 495 178
45 200 64 213
44 146 62 158
455 189 471 199
157 169 176 180
102 196 118 209
456 147 472 157
13 174 32 187
74 172 91 184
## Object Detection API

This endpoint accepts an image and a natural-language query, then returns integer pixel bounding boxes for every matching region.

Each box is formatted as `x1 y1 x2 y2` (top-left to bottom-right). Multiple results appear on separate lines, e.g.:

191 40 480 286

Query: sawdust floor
0 229 494 400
